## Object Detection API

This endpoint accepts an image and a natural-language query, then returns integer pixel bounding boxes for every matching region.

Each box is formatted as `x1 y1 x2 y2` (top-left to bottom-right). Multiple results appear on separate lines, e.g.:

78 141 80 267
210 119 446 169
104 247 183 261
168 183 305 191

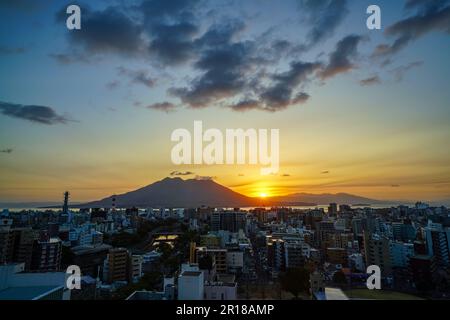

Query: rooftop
0 286 62 300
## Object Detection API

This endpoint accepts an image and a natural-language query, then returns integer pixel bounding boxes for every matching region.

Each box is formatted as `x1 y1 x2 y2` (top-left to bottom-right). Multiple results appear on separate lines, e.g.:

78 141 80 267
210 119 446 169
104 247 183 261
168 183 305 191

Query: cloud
106 81 120 90
321 170 330 174
117 67 156 88
228 99 262 112
0 101 71 125
65 6 145 57
320 35 363 79
170 171 195 176
170 34 257 108
0 0 51 12
374 2 450 57
146 102 178 113
260 62 320 111
0 149 13 154
195 175 216 181
49 53 91 65
0 46 26 55
139 0 202 65
391 61 424 81
281 174 291 177
359 76 381 86
297 0 349 47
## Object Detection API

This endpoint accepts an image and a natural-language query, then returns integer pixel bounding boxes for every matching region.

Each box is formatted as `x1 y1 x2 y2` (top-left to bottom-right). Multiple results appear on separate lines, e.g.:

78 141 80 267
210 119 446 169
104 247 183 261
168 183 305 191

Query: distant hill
77 177 383 209
271 192 383 206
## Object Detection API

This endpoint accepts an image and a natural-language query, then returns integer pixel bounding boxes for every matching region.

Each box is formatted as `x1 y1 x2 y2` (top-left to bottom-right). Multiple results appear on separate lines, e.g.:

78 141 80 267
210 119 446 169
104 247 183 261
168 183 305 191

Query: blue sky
0 0 449 203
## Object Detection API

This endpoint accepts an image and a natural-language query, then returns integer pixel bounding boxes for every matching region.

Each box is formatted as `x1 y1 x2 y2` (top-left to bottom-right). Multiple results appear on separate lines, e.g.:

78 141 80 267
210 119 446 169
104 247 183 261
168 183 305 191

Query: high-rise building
328 203 338 216
392 222 416 242
104 248 129 283
409 255 436 291
363 233 392 277
424 221 450 267
129 255 143 284
285 242 305 269
389 241 414 268
210 211 246 233
267 239 286 272
30 234 62 272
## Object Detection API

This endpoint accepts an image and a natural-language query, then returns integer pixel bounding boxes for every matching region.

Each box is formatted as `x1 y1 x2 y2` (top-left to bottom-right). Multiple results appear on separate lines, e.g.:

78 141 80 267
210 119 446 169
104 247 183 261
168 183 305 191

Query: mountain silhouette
78 177 382 209
80 177 258 208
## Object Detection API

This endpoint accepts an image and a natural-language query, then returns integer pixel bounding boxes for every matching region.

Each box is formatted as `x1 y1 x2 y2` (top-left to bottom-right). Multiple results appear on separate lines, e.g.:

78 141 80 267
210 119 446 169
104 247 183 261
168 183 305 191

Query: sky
0 0 449 203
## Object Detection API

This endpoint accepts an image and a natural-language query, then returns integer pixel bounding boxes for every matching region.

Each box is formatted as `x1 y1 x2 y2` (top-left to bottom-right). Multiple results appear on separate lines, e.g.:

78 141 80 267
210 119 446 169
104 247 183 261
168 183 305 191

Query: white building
0 263 70 300
178 269 204 300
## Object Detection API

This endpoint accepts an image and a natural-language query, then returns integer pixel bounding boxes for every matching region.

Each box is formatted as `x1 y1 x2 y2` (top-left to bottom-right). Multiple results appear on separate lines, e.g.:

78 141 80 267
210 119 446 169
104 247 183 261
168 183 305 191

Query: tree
280 268 311 299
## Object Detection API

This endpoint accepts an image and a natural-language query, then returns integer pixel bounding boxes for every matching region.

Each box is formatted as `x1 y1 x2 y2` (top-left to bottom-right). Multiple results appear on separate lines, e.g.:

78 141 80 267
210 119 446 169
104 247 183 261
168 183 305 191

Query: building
326 247 348 266
30 235 62 272
409 255 436 291
178 264 204 300
363 233 392 277
104 248 129 284
195 247 227 274
328 203 338 216
204 275 237 300
0 263 70 300
285 242 306 269
129 255 143 283
226 250 244 273
424 222 450 267
392 222 416 242
72 244 112 277
389 241 414 268
267 239 286 272
211 211 246 233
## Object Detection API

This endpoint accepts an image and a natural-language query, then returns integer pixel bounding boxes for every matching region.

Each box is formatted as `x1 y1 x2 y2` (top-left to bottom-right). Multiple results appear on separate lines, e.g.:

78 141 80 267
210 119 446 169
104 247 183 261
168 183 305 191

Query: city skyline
1 0 450 203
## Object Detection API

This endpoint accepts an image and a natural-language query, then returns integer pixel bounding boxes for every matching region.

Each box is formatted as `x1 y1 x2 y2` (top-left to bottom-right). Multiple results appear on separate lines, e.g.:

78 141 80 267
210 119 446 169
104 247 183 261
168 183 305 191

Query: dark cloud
297 0 349 47
374 2 450 57
281 174 291 177
67 7 145 56
195 175 216 181
117 67 156 88
170 39 256 108
260 62 320 111
0 149 13 154
147 22 199 65
146 102 178 113
391 61 424 81
0 46 26 55
320 35 363 79
321 170 330 174
49 53 91 65
0 0 51 12
139 0 202 65
170 171 195 176
0 101 71 125
359 75 381 86
228 99 262 112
